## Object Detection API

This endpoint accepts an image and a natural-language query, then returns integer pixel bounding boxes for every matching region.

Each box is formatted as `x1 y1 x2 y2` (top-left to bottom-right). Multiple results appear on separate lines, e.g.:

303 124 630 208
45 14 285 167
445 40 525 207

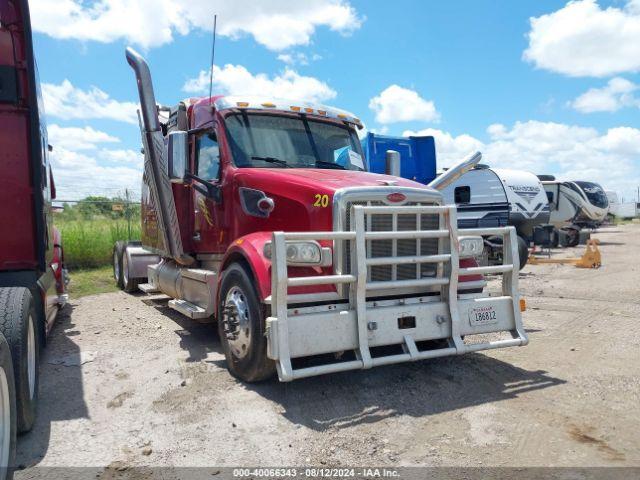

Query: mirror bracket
186 173 222 203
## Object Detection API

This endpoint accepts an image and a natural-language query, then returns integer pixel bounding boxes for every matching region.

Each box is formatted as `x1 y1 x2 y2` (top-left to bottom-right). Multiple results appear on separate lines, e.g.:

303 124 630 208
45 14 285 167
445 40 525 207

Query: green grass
57 218 141 269
67 265 118 298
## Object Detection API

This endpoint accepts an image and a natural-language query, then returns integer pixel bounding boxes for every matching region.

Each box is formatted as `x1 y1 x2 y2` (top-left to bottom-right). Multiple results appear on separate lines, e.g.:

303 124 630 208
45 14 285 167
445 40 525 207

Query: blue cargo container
361 133 437 185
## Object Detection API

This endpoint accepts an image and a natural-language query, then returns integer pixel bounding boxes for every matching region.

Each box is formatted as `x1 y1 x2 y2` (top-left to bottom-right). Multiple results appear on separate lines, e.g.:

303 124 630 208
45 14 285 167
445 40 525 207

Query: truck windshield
224 112 365 171
575 181 609 209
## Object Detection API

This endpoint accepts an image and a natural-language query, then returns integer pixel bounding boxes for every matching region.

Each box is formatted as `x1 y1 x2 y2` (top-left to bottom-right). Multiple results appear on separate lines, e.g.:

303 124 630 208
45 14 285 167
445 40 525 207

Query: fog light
459 236 484 258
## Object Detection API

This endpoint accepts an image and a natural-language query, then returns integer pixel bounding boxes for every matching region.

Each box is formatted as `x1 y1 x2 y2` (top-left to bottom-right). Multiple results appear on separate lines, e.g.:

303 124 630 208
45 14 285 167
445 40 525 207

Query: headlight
458 236 484 258
264 241 331 266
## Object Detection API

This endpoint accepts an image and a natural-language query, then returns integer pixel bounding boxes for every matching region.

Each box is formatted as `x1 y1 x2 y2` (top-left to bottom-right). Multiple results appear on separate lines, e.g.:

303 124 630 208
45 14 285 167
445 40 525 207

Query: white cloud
50 147 142 201
46 126 143 200
47 124 120 150
403 128 482 164
42 80 138 124
524 0 640 77
405 120 640 199
369 85 439 124
277 52 322 66
30 0 362 51
571 77 640 113
183 64 336 103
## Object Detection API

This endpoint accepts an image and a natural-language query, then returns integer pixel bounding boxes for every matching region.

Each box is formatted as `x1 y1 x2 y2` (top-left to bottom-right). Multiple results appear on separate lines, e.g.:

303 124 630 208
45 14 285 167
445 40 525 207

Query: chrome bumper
266 205 527 381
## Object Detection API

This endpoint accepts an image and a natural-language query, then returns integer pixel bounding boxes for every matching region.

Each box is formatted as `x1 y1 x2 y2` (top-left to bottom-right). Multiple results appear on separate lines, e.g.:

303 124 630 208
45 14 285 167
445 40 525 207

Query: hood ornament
378 179 398 186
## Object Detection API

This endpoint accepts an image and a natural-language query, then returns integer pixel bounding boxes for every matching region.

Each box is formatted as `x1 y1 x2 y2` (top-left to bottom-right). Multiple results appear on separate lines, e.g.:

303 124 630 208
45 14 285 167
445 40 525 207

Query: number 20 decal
313 194 329 208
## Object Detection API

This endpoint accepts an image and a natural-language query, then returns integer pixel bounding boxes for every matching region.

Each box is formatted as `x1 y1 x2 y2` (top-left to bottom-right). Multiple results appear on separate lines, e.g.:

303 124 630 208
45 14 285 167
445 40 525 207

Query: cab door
191 129 223 253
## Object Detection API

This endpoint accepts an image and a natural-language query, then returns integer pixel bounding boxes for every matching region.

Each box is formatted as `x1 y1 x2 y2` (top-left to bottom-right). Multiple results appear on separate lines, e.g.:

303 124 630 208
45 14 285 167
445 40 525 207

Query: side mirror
167 131 188 183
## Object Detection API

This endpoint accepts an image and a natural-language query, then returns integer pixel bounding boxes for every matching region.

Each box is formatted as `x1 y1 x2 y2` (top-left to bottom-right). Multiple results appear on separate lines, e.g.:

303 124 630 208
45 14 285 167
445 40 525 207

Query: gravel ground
13 224 640 474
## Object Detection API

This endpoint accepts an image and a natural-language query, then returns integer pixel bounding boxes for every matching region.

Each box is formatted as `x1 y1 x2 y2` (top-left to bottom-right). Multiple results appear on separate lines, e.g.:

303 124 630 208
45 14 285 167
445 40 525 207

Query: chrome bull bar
266 205 528 381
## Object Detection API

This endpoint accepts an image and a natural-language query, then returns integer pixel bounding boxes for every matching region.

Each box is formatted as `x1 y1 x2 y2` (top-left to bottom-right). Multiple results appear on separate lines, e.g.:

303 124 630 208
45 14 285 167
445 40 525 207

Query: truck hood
234 167 429 193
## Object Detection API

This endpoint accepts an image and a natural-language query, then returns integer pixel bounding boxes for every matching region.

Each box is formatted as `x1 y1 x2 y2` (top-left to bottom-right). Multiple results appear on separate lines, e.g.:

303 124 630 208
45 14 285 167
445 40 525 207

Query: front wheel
218 264 275 382
517 236 529 270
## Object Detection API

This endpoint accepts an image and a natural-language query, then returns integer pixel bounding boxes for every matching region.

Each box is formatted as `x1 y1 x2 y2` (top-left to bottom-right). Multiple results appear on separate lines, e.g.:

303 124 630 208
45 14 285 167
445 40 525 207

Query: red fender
218 232 335 304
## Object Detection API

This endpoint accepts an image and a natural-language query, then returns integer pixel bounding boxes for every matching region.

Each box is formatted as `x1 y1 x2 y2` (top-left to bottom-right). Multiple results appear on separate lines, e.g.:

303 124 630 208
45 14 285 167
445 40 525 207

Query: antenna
208 14 217 105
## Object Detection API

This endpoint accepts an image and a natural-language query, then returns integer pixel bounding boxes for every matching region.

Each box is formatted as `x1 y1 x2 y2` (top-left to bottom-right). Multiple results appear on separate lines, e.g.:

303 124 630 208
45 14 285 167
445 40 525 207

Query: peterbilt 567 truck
114 48 528 382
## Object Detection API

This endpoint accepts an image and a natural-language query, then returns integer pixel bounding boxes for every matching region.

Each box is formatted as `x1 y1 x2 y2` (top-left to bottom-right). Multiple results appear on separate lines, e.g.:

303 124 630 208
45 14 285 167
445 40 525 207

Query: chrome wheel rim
0 365 10 476
223 287 252 359
27 315 36 400
122 253 129 286
113 250 120 281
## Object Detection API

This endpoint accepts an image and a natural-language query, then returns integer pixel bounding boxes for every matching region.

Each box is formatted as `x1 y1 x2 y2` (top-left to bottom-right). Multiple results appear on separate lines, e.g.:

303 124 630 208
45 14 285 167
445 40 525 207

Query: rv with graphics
541 177 609 246
439 167 550 269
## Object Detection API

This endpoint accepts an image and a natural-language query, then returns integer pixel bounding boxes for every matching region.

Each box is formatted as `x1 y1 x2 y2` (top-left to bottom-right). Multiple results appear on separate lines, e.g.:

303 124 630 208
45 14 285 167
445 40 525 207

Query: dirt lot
14 224 640 473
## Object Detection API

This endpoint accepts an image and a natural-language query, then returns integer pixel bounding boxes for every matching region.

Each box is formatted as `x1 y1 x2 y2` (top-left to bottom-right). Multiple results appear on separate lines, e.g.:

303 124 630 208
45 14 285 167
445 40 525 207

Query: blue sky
32 0 640 201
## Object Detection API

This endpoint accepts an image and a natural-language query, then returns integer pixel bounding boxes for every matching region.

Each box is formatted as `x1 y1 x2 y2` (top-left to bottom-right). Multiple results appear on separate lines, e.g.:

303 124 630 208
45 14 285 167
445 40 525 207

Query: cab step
168 299 210 320
138 283 160 294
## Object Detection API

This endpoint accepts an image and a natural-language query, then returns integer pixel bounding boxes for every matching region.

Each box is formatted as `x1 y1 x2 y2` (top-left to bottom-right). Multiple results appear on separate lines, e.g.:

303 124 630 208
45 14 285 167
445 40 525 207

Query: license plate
468 306 498 326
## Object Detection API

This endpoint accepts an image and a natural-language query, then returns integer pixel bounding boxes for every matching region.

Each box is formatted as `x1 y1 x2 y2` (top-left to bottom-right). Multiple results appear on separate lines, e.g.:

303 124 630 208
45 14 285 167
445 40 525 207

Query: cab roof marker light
317 110 327 115
337 113 348 119
304 107 314 113
290 106 301 112
236 102 249 107
261 102 276 108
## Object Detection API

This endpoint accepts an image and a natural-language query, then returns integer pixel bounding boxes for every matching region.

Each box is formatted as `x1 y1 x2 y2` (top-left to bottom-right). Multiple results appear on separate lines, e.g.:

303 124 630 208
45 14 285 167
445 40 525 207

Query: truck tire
517 236 529 270
113 241 126 290
0 332 16 480
0 288 39 433
218 264 275 382
121 249 140 294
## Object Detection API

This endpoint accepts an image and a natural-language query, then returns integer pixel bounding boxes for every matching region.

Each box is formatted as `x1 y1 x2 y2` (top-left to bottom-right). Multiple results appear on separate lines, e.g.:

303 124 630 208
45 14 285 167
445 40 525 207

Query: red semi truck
114 48 528 382
0 0 67 475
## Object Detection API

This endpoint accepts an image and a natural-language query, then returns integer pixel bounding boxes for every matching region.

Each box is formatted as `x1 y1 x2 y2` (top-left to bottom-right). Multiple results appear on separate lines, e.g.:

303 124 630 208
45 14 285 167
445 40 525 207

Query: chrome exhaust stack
427 151 482 191
126 47 193 265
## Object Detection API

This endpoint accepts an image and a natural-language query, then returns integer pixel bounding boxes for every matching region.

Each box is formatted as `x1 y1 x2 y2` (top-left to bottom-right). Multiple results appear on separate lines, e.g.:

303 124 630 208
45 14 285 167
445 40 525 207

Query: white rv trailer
542 178 609 246
606 191 638 219
494 168 551 239
439 166 510 229
441 166 550 269
542 180 609 227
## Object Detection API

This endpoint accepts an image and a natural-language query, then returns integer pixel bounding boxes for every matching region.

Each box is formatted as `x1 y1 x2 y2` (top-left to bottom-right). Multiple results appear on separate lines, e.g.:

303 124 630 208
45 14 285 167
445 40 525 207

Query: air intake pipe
427 151 482 191
126 47 193 265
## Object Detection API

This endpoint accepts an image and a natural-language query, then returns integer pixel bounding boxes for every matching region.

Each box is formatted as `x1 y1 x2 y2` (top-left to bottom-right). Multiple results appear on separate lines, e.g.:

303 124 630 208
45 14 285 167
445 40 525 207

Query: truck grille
343 201 440 282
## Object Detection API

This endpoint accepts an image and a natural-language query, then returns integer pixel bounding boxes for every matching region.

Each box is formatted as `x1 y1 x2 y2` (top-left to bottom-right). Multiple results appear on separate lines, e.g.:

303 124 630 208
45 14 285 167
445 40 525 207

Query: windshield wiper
315 160 346 170
251 156 290 168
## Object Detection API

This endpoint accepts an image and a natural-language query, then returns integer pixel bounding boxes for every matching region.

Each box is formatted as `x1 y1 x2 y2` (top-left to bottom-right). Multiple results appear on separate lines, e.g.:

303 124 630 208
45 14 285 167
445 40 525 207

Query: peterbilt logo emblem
509 185 540 202
386 192 406 203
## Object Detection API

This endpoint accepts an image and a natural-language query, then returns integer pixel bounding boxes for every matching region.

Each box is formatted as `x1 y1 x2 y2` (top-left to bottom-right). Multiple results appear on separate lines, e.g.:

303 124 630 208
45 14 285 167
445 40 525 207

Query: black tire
562 228 580 247
0 287 39 433
121 248 140 294
218 264 275 382
0 332 17 480
551 230 559 248
517 236 529 270
113 241 125 290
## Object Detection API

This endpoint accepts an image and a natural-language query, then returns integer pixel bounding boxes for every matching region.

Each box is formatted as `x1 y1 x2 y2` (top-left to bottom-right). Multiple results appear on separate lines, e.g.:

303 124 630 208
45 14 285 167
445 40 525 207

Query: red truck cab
116 49 527 383
0 0 67 448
